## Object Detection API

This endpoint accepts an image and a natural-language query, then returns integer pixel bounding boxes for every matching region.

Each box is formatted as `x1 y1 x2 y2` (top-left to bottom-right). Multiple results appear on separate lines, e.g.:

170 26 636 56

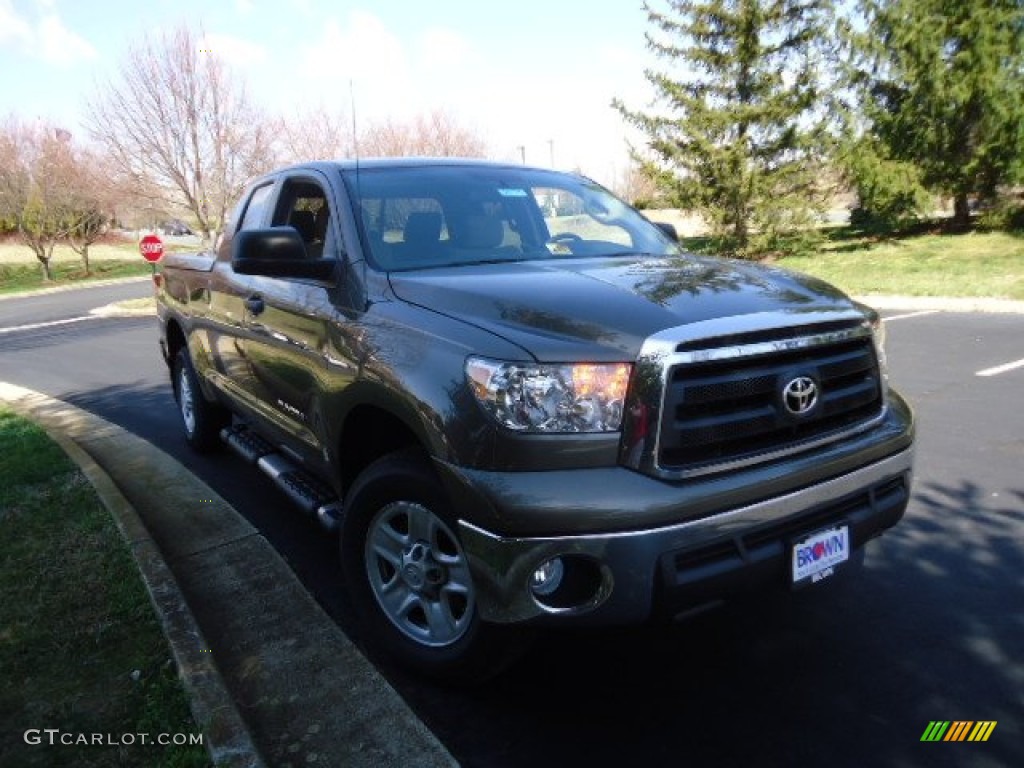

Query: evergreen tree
852 0 1024 227
615 0 835 257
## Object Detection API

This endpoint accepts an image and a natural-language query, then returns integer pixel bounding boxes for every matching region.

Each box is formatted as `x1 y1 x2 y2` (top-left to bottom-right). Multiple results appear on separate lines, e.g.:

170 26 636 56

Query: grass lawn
0 260 154 296
0 240 145 265
777 229 1024 300
0 237 196 296
2 226 1023 301
0 407 209 768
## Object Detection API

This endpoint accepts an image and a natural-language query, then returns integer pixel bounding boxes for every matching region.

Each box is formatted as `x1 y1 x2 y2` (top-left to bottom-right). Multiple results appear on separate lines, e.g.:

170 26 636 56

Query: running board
220 426 343 533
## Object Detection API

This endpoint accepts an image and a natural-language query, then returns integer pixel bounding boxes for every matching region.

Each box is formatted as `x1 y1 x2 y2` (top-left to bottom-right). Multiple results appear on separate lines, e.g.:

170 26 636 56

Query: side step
220 425 343 533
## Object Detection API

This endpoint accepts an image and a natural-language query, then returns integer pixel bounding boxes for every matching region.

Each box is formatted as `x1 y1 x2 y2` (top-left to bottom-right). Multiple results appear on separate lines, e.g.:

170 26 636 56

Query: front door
241 174 338 465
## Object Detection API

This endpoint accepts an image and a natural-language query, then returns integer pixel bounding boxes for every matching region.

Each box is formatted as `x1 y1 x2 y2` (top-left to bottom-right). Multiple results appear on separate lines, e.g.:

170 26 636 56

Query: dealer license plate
791 525 849 585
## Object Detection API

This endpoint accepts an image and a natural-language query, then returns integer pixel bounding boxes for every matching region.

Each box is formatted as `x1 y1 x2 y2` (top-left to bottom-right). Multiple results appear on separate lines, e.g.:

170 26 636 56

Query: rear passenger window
238 184 274 232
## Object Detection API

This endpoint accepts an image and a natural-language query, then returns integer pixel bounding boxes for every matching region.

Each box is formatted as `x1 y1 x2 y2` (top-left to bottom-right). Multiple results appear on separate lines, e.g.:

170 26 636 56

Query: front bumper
454 444 914 625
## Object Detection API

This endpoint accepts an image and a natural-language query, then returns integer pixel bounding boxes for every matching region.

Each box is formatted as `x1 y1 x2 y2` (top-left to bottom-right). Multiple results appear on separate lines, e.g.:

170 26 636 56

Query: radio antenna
349 78 364 222
349 79 360 168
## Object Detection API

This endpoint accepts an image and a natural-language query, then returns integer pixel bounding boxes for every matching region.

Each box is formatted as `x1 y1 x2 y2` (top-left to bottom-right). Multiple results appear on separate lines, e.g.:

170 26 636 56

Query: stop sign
140 234 164 263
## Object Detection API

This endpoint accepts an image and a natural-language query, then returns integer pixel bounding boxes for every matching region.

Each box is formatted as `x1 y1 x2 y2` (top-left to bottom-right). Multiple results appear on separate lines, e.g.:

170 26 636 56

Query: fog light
530 558 565 597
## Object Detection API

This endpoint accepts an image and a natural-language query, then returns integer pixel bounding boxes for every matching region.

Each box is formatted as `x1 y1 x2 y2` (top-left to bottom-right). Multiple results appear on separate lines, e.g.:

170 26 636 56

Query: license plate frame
791 524 850 586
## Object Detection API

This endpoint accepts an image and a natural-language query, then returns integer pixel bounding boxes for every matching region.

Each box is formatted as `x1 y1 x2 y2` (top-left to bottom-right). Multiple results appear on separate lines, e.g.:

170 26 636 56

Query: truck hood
388 255 858 361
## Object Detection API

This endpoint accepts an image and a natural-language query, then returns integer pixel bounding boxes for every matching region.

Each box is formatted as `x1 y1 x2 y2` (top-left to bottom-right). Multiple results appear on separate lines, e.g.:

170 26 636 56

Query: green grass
0 407 210 768
678 226 1024 300
778 228 1024 300
0 259 154 295
0 236 201 295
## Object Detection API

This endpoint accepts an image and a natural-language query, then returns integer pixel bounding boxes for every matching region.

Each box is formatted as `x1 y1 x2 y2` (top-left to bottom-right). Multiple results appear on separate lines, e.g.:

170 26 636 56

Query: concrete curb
89 298 156 318
0 382 458 768
853 294 1024 314
0 383 264 768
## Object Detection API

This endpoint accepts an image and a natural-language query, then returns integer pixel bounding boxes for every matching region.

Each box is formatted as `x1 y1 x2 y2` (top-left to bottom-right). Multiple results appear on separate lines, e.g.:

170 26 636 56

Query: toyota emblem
782 376 818 416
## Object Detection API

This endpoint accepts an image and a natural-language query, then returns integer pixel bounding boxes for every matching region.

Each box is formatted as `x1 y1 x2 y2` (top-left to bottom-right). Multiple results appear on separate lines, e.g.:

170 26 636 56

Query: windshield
343 165 679 271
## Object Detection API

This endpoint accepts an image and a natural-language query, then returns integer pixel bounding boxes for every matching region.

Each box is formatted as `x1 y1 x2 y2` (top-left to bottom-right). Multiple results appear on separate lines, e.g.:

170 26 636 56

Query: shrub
842 139 931 233
977 197 1024 232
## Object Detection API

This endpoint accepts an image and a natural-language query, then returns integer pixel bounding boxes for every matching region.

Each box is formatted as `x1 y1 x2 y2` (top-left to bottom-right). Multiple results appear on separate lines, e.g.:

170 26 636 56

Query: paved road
1 285 1021 768
0 279 150 325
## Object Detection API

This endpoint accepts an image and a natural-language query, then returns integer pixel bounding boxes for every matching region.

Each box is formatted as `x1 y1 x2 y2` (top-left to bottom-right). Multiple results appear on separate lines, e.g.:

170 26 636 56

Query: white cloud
37 11 95 65
304 11 407 84
235 0 254 14
201 32 266 69
0 0 33 46
0 0 95 66
417 26 471 72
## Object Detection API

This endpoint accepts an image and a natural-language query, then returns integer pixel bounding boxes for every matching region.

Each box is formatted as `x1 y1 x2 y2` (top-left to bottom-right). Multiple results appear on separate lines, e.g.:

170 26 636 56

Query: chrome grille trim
619 310 888 480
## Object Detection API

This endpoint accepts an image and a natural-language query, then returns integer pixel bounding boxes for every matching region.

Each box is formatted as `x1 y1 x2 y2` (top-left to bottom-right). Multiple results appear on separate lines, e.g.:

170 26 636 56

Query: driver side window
272 179 333 259
238 183 274 232
533 186 632 248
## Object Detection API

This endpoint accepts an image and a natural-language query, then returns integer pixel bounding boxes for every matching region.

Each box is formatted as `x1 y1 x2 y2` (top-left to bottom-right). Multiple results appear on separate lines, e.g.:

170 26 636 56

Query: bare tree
360 109 486 157
276 106 486 162
275 104 353 163
0 120 25 230
0 119 78 280
0 126 17 236
613 161 661 209
62 146 120 274
86 25 276 242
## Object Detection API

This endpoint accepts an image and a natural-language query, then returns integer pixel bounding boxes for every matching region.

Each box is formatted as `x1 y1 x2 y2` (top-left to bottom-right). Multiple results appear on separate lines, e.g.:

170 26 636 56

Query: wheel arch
164 317 187 371
338 448 532 680
333 401 431 497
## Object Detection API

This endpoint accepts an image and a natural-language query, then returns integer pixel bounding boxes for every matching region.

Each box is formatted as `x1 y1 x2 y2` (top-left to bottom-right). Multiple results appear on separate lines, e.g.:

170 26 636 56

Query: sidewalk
853 294 1024 314
0 383 456 768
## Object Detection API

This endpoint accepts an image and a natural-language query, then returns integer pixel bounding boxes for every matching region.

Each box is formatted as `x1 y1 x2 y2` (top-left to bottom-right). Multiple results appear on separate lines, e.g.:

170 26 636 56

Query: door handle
245 295 265 315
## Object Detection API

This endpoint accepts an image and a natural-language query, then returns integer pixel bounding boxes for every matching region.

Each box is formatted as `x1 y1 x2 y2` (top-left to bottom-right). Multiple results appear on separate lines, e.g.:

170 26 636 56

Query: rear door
198 179 277 406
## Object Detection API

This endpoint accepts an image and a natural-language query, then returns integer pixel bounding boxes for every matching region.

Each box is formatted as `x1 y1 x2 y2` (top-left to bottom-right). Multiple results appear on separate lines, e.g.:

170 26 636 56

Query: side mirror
653 221 679 242
232 227 336 280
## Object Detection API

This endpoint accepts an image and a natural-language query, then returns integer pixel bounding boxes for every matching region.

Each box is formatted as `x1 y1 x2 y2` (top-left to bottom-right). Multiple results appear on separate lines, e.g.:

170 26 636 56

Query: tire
340 451 531 684
172 348 230 452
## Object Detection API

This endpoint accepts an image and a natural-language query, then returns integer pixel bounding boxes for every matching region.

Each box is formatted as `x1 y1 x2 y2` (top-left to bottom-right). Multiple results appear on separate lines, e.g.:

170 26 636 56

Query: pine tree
853 0 1024 228
615 0 835 257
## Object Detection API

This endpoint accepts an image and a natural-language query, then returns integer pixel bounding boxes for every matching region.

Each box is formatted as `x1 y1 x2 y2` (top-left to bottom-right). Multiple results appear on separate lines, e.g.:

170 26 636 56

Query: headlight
465 358 631 433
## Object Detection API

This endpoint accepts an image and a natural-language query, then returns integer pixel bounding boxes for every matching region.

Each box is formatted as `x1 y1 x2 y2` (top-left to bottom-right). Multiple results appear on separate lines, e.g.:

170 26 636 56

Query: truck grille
657 330 884 473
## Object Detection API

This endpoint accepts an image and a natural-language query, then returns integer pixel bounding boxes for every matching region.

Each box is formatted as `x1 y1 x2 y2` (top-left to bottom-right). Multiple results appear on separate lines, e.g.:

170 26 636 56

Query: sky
0 0 658 186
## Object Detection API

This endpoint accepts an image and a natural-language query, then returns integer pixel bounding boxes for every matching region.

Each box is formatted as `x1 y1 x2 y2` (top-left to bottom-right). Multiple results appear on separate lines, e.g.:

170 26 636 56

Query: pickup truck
157 158 914 681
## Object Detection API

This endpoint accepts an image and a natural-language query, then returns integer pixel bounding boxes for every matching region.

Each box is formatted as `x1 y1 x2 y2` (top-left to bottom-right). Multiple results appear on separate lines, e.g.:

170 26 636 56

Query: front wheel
341 451 530 683
173 348 230 452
